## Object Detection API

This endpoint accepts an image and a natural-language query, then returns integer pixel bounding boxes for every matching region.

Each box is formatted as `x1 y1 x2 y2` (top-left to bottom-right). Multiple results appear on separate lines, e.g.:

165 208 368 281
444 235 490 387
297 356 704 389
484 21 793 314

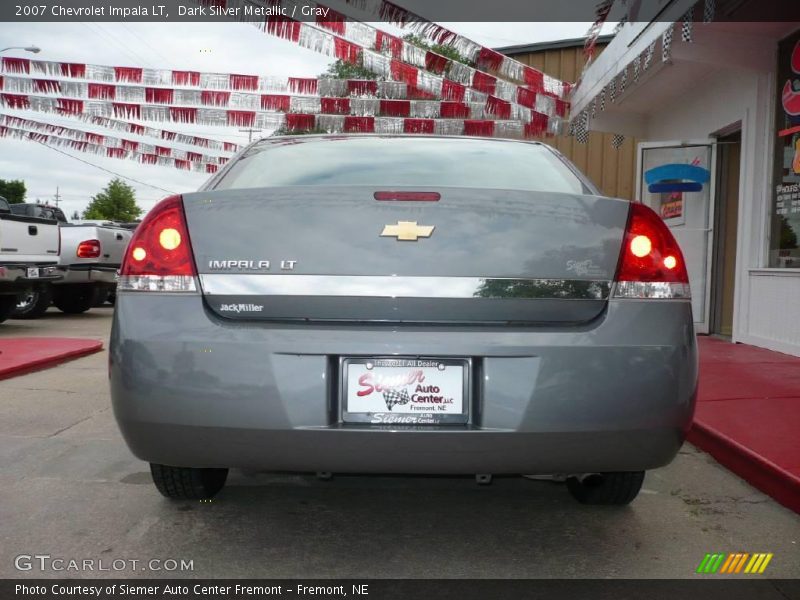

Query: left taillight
613 202 691 299
77 239 101 259
118 195 197 292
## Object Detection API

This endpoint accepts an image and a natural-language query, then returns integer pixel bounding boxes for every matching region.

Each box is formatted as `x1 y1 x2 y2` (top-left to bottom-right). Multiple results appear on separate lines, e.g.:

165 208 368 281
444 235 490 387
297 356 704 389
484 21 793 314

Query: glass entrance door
637 141 717 333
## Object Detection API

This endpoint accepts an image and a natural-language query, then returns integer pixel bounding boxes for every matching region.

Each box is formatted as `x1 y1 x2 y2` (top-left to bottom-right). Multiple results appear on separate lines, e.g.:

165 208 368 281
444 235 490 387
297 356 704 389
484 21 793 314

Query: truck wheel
53 285 100 314
0 296 17 323
12 287 53 319
150 463 228 500
566 471 645 505
93 287 111 307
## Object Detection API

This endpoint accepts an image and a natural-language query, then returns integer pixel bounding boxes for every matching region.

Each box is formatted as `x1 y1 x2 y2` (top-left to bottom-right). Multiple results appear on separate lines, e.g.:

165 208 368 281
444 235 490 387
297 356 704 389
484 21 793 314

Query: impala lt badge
208 260 297 271
381 221 435 241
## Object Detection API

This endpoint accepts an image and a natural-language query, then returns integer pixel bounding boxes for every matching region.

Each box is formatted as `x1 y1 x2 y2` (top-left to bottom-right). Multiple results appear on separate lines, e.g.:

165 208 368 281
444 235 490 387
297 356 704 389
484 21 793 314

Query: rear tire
0 296 17 323
92 287 110 307
53 285 100 314
12 286 52 319
149 463 228 500
566 471 645 505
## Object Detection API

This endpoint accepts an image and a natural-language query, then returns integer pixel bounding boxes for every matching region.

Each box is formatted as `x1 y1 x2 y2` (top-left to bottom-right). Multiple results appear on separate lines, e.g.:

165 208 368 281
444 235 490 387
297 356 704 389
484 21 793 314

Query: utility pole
53 186 61 207
239 128 262 143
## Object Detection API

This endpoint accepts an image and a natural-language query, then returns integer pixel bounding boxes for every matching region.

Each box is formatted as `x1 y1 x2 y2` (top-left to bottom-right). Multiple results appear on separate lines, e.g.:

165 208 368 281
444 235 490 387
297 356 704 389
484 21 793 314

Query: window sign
770 31 800 268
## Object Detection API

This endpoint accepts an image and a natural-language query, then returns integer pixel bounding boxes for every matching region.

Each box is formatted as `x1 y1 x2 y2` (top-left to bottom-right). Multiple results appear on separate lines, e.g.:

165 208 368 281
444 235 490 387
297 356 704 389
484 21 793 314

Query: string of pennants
0 114 231 165
76 114 238 152
0 0 580 172
0 122 223 173
343 0 569 93
0 82 239 153
200 0 569 119
0 92 554 138
0 73 567 122
200 0 570 98
571 0 713 146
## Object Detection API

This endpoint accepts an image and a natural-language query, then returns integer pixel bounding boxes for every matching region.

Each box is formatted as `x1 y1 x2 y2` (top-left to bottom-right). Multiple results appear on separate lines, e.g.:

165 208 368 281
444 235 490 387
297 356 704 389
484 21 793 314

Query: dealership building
563 7 800 356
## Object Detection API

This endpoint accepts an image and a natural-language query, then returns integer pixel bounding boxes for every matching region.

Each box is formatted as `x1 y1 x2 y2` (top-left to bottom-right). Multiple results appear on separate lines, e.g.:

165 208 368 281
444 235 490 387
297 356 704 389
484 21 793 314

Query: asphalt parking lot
1 308 799 579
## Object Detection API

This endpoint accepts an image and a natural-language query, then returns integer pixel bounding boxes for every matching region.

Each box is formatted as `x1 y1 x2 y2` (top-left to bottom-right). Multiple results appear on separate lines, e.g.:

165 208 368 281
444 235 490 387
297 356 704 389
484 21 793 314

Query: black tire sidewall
53 285 100 314
0 296 17 323
11 286 53 319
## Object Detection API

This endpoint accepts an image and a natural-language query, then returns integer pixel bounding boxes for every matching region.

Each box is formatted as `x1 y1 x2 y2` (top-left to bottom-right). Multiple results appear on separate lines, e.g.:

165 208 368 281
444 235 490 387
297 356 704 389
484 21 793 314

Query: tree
71 210 80 221
83 178 142 221
0 179 26 203
402 34 474 67
322 59 379 80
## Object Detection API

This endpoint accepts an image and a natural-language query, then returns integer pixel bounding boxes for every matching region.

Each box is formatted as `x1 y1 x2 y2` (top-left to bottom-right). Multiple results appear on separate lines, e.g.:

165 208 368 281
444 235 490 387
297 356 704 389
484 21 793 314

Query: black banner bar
1 0 798 23
3 579 800 600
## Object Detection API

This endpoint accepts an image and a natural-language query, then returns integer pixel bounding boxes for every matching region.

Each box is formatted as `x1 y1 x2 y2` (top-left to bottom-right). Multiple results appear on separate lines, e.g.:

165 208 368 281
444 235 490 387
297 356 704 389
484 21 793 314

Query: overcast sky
0 19 596 218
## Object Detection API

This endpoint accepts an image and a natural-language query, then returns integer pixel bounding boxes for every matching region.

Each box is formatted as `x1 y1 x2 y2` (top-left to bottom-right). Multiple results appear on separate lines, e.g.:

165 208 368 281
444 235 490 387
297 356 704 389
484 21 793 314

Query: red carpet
688 336 800 514
0 337 103 380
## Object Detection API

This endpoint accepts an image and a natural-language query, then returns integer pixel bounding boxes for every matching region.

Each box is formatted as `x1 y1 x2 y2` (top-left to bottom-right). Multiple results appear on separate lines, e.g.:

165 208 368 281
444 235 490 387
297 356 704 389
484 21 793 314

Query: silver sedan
110 136 698 505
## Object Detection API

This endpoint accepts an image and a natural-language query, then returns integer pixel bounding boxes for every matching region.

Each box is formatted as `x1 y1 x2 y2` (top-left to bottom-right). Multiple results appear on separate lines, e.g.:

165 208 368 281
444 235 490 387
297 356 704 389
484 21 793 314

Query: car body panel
183 186 629 324
110 135 697 475
110 294 697 473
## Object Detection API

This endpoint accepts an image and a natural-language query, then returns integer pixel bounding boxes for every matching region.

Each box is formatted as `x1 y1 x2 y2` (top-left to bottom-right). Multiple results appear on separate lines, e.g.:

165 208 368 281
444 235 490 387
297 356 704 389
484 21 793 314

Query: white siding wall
644 69 800 356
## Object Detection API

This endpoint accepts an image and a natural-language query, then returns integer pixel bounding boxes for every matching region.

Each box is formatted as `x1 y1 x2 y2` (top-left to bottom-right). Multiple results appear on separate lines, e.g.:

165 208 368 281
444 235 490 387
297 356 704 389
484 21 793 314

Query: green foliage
778 215 799 250
475 279 603 299
270 127 328 137
322 59 379 80
83 178 142 221
402 34 474 67
0 179 27 203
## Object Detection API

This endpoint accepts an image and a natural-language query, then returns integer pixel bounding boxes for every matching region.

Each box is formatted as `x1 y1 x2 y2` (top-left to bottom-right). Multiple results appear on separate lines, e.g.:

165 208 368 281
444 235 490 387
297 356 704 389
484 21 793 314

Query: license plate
342 357 469 424
26 267 40 278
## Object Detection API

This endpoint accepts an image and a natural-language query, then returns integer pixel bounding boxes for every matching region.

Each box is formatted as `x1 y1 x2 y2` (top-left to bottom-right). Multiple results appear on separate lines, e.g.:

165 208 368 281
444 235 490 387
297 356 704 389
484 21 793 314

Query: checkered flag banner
633 55 641 82
662 25 674 62
619 66 628 94
612 133 625 148
599 88 606 112
703 0 715 23
644 40 656 70
591 96 598 117
609 76 617 103
681 8 694 43
575 110 590 144
382 388 411 411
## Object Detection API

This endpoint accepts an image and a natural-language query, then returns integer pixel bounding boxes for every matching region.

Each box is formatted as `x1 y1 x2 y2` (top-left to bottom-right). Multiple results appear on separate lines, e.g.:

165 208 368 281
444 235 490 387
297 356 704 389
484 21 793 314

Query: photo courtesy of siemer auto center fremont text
0 0 799 597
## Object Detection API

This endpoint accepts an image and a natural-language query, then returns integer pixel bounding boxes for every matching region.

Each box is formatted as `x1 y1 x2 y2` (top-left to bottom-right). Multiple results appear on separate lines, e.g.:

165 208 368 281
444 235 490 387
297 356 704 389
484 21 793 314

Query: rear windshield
212 137 589 195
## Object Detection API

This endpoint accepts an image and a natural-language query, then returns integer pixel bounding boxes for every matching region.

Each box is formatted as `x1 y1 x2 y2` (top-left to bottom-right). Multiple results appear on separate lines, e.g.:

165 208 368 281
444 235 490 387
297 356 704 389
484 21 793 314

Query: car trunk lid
182 186 629 324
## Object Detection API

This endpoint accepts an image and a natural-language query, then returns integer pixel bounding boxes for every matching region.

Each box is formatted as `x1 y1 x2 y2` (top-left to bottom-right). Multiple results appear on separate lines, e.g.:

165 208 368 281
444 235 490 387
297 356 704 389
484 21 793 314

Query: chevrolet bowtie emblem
381 221 435 241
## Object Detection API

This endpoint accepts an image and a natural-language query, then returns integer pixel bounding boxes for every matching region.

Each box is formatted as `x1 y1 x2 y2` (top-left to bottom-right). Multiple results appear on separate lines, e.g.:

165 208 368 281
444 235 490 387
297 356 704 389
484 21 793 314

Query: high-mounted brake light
374 191 441 202
118 195 197 292
77 239 101 259
614 202 691 299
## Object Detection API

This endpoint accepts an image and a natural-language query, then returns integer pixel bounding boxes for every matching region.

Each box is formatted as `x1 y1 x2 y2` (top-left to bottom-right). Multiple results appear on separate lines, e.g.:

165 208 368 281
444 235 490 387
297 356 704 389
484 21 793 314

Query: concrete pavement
1 308 798 579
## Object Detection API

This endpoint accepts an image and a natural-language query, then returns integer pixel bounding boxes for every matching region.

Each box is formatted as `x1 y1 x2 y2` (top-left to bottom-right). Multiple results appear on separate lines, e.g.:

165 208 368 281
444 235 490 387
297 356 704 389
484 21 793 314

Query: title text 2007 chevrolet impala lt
110 136 698 505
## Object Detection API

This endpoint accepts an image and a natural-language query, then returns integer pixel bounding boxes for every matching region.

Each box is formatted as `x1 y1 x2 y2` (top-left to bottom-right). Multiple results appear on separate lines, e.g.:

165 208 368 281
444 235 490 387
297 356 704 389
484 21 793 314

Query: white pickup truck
10 203 133 319
0 196 61 323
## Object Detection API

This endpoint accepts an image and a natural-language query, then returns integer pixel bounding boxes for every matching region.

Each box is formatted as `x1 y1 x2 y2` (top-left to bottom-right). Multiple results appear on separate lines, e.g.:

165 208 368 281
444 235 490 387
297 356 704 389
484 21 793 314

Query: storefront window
770 30 800 268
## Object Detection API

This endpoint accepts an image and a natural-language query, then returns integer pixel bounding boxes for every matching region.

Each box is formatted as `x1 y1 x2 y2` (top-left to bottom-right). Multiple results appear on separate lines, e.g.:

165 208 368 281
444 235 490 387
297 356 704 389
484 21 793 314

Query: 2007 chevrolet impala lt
110 135 698 505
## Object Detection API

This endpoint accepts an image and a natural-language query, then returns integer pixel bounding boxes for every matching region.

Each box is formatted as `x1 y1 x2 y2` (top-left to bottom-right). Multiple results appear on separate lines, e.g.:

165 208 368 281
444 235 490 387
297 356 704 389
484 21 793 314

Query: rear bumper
0 263 61 294
110 295 698 474
57 264 118 285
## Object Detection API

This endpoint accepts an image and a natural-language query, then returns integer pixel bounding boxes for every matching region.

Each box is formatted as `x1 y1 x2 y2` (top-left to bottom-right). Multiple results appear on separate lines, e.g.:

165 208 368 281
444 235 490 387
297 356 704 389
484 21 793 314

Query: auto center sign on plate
343 358 469 424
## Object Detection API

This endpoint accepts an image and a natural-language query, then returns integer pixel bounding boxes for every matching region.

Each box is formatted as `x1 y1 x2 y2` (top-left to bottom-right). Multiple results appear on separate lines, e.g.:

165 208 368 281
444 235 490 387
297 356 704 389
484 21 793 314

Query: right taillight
118 195 197 293
77 239 101 259
614 202 691 299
